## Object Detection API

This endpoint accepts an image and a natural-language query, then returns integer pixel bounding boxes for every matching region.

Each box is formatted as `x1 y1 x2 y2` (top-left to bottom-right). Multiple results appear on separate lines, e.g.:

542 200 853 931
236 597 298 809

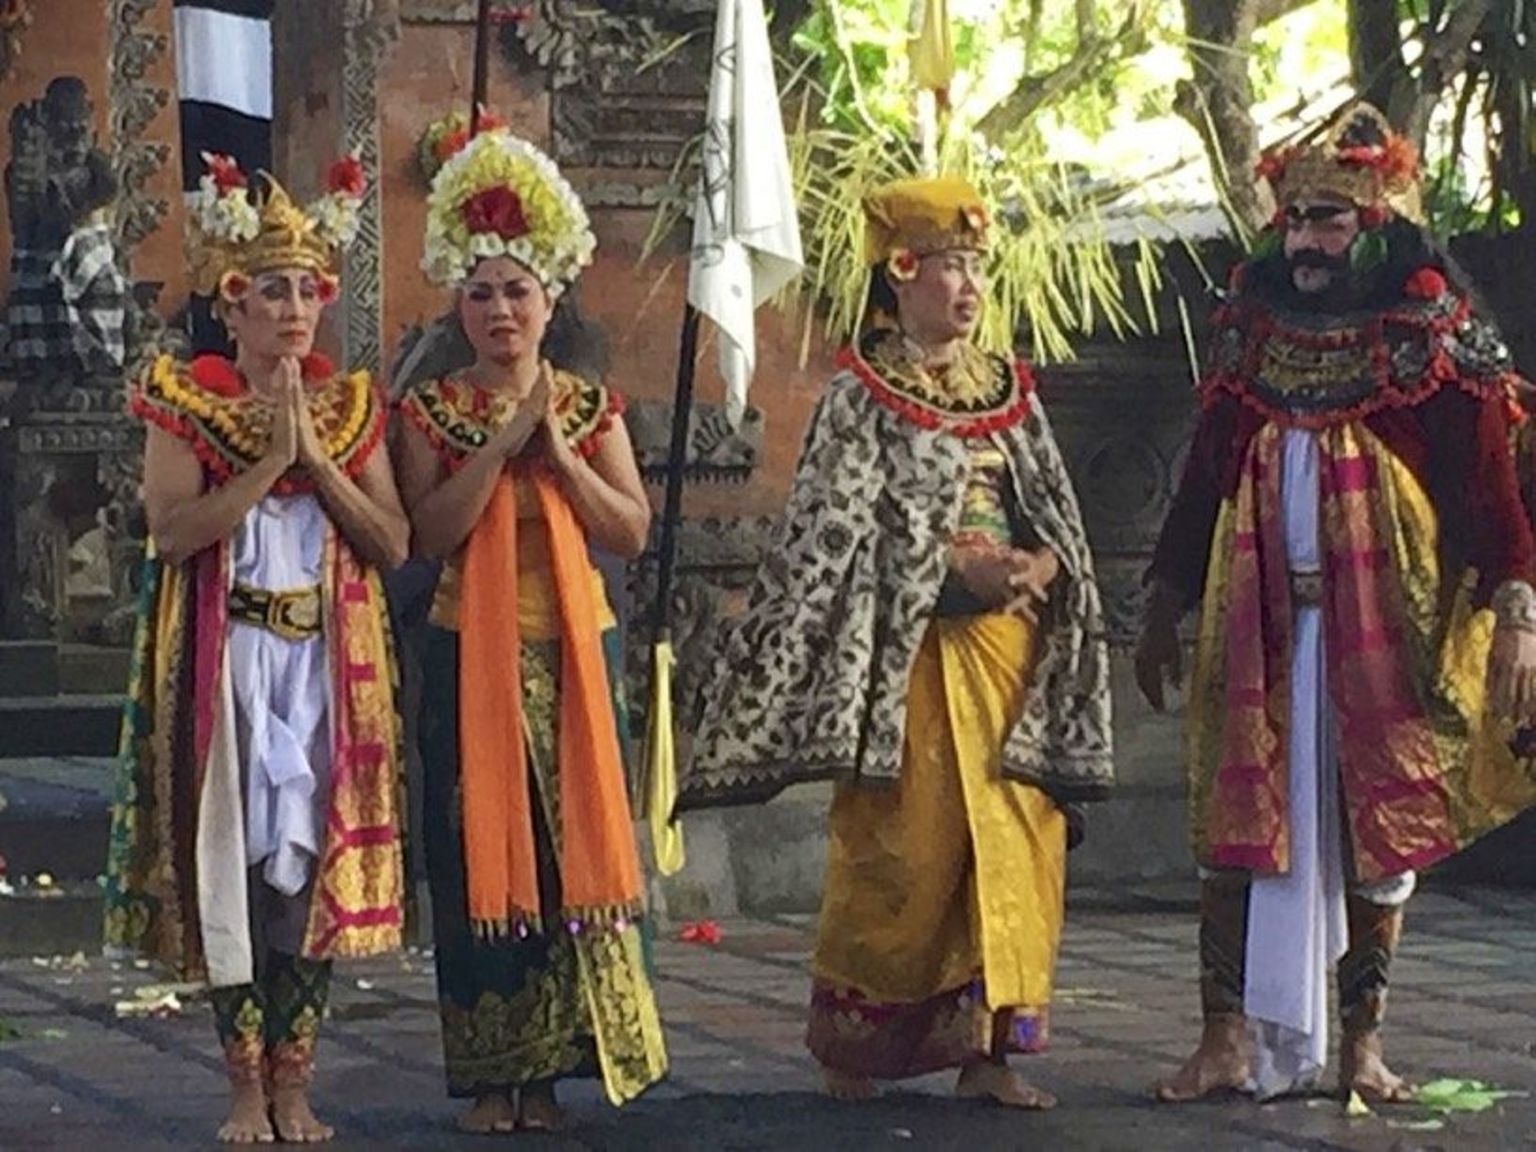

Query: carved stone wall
1039 350 1196 649
0 409 142 641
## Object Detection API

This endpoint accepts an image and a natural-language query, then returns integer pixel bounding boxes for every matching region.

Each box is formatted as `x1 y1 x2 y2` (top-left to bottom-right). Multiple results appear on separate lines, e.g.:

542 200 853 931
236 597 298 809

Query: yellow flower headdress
186 152 367 303
863 175 989 282
420 129 596 296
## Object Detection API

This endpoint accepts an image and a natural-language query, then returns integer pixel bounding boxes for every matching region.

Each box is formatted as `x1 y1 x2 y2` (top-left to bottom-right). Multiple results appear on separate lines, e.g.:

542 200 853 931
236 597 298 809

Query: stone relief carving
623 515 780 732
0 415 143 640
340 0 399 375
625 400 761 484
0 2 31 88
0 4 176 640
498 1 712 177
3 77 125 396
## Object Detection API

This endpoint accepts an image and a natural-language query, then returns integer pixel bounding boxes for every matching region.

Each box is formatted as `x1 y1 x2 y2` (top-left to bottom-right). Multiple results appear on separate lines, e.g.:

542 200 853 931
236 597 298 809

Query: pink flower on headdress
961 204 988 233
463 185 530 240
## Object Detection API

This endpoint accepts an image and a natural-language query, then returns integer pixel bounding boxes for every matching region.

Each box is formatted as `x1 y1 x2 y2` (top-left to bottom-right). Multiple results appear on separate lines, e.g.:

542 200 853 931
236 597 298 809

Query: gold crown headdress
1256 103 1422 223
421 129 595 295
186 152 368 301
862 175 989 282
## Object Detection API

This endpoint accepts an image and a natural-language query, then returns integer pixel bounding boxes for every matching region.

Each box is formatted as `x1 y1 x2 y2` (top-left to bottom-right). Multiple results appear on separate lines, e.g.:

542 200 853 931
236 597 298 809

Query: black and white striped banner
173 0 273 191
173 0 273 346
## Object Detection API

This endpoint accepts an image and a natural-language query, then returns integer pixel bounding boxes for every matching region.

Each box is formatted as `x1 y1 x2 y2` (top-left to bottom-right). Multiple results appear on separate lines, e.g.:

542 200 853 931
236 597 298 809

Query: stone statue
4 76 126 390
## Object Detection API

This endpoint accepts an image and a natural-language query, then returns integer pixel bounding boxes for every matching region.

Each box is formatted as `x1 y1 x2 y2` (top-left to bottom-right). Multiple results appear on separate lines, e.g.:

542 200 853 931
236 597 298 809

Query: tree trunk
1347 0 1492 149
1178 0 1264 235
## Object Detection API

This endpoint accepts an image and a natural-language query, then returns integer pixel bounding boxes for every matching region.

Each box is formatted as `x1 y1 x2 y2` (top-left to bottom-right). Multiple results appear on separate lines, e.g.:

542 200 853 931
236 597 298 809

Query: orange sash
457 469 642 935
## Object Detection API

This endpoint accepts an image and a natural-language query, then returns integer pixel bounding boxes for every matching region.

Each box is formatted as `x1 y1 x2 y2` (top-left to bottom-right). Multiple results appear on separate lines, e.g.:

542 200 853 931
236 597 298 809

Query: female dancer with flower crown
395 129 666 1134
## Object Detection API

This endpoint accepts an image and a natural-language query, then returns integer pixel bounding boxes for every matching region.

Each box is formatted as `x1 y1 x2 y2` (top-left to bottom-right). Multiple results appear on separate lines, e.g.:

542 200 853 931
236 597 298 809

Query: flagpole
469 0 493 134
651 303 700 650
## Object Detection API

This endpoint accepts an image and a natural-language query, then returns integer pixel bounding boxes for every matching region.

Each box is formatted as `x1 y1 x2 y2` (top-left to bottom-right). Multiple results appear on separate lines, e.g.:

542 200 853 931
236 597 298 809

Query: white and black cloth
172 0 273 350
173 0 273 188
57 215 129 374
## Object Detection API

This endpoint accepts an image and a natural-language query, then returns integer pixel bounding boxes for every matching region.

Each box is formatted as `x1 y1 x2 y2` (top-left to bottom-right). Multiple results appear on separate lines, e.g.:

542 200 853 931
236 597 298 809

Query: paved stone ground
0 886 1533 1151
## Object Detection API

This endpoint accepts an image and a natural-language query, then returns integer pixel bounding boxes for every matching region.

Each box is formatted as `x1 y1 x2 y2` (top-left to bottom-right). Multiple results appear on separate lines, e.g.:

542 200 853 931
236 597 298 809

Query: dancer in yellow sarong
683 176 1114 1109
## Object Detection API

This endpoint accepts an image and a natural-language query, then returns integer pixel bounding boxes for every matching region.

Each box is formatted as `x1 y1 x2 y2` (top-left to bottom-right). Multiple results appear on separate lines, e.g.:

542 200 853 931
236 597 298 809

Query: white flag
687 0 804 427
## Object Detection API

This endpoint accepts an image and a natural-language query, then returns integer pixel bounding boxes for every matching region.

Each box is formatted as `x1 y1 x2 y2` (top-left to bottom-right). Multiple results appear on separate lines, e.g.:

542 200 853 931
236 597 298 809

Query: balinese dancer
1138 105 1536 1104
104 153 410 1143
395 128 666 1134
681 175 1114 1110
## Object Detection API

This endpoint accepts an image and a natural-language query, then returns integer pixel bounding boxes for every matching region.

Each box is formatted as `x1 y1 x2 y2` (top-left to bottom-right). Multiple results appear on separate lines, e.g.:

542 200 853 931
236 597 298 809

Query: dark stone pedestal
0 402 142 644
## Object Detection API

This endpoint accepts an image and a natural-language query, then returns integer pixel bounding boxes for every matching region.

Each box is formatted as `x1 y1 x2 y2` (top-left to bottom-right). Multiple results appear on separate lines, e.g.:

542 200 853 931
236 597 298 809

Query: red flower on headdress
1379 132 1420 184
326 155 367 198
887 248 919 282
1254 147 1293 184
1358 203 1389 229
436 128 470 164
1403 267 1448 301
463 185 530 240
435 109 507 165
203 152 247 195
1338 134 1418 183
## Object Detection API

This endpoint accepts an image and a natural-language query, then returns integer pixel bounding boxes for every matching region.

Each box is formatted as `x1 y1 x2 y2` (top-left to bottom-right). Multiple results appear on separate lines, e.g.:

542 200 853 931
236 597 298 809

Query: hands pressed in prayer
267 359 300 470
538 377 580 476
287 358 327 470
488 361 552 461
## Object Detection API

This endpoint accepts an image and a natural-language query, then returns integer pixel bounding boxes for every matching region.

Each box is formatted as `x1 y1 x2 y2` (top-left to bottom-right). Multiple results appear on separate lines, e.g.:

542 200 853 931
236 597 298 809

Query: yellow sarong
808 612 1067 1078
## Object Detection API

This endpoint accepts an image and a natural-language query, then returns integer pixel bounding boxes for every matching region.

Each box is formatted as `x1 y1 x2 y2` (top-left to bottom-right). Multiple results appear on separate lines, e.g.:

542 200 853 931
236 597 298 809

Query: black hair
539 284 610 383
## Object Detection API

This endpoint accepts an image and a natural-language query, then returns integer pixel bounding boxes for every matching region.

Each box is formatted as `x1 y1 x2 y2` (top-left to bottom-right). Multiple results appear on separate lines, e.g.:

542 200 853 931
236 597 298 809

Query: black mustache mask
1288 249 1351 274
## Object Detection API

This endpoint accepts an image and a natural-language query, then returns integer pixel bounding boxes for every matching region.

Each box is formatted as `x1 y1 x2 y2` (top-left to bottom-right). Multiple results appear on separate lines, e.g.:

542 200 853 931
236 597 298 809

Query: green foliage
778 0 1169 360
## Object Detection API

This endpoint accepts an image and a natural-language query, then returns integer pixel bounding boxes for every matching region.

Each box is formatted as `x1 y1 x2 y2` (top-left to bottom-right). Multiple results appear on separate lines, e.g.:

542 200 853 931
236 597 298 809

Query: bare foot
270 1087 335 1143
1152 1014 1251 1103
955 1062 1057 1110
517 1083 566 1132
1341 1031 1414 1104
217 1083 275 1144
822 1068 877 1101
457 1093 517 1134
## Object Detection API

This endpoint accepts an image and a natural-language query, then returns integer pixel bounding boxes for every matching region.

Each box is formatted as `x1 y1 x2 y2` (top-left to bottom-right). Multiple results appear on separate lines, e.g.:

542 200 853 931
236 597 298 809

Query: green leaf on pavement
1415 1079 1528 1114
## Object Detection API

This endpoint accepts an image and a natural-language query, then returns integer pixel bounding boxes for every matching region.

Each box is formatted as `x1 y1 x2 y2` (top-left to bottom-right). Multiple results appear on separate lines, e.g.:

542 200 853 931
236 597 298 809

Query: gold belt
229 582 322 640
1290 570 1323 608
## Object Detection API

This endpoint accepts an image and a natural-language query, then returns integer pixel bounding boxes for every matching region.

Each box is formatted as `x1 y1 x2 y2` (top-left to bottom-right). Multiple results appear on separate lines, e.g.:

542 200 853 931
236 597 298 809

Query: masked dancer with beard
1137 104 1536 1105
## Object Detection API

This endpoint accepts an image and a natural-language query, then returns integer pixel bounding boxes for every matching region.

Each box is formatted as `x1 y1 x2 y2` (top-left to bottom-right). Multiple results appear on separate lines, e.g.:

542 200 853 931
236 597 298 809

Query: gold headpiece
863 176 989 276
186 153 367 300
1257 103 1422 222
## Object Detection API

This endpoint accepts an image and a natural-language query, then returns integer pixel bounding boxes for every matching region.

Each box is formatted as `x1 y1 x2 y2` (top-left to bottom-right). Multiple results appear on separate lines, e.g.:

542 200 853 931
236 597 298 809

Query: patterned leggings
210 951 333 1090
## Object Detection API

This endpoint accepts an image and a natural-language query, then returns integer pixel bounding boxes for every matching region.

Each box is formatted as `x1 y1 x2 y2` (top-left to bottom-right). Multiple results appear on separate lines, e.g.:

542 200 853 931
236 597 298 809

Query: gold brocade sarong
1187 423 1536 880
807 612 1067 1079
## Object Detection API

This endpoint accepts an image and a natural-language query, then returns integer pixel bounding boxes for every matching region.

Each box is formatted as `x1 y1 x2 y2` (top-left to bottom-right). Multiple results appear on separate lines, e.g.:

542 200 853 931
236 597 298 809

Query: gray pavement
0 887 1534 1150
